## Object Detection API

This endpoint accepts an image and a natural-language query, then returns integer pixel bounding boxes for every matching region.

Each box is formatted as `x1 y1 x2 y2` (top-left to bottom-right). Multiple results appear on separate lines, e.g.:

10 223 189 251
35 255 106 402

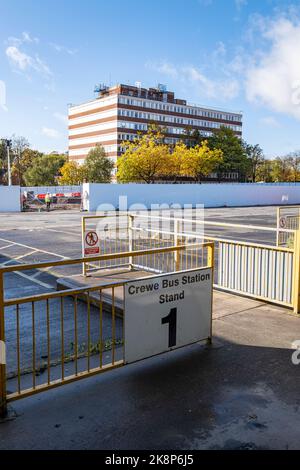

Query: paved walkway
0 290 300 450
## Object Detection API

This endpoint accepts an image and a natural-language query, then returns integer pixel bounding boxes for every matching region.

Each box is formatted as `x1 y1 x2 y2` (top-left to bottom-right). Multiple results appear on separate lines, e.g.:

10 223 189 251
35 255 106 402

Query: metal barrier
81 214 131 275
277 206 300 247
121 213 300 312
217 240 294 306
0 242 213 417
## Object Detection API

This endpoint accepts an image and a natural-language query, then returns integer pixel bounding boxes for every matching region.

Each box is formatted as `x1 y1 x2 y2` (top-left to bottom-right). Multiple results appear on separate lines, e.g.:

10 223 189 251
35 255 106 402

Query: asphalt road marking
0 237 68 290
0 244 15 250
42 228 81 236
0 237 68 260
0 250 38 267
13 270 53 289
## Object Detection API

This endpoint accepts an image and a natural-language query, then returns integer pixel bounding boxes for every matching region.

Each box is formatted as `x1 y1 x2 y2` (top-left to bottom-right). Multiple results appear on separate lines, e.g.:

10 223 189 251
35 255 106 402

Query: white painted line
0 244 15 250
1 256 53 289
0 237 67 260
0 341 6 365
15 270 53 289
0 251 38 267
43 228 80 236
31 265 53 278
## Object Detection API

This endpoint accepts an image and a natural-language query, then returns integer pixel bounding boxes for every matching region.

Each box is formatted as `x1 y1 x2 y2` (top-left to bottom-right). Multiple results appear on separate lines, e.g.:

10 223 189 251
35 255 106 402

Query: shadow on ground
0 327 300 450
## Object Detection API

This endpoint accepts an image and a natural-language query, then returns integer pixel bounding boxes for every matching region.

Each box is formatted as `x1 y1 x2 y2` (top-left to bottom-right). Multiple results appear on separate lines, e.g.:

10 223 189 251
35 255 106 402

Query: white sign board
84 230 100 256
279 216 287 229
0 340 6 365
124 268 212 364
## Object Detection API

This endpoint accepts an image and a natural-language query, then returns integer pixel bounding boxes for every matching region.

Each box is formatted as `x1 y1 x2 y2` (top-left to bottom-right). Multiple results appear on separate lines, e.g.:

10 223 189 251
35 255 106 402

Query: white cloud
49 42 77 55
42 127 60 138
6 46 32 71
6 45 52 77
6 31 39 47
145 61 178 79
245 16 300 120
235 0 247 11
146 60 239 101
5 32 52 80
53 112 68 124
260 116 281 127
183 66 240 100
22 32 39 44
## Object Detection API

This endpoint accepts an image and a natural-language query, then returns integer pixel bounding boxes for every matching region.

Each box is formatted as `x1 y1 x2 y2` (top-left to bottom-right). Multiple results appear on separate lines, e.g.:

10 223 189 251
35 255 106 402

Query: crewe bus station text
127 272 210 305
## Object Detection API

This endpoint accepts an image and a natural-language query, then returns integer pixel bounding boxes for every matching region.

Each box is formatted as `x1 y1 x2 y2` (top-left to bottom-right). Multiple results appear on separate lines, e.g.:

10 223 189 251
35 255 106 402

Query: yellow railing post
207 243 214 344
128 214 134 270
276 207 280 247
174 219 180 271
292 229 300 314
82 217 87 277
207 242 214 270
0 271 7 418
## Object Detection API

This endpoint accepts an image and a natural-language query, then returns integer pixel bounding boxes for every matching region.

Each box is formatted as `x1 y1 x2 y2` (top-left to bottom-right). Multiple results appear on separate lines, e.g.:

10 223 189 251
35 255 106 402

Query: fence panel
217 242 294 305
1 242 213 416
4 283 125 403
133 213 298 310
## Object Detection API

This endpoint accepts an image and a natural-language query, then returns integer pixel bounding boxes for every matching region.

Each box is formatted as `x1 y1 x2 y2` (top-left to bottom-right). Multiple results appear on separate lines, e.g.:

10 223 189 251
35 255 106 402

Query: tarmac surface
0 296 300 450
0 207 300 450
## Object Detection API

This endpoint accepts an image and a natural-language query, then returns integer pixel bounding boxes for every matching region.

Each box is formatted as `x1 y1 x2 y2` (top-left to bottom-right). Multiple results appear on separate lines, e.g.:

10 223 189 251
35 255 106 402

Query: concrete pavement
1 291 300 450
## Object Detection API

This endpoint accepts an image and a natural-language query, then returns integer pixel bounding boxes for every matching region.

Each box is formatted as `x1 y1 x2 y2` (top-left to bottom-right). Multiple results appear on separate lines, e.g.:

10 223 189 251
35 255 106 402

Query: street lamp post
6 140 12 186
1 139 12 186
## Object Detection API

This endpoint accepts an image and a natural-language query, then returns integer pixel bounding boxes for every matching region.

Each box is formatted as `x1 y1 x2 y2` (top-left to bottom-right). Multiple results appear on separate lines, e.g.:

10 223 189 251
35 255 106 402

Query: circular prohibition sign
85 231 99 247
279 217 287 229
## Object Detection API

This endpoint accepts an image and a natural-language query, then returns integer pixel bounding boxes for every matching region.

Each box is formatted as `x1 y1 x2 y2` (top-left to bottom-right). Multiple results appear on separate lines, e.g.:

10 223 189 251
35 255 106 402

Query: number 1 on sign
162 308 177 348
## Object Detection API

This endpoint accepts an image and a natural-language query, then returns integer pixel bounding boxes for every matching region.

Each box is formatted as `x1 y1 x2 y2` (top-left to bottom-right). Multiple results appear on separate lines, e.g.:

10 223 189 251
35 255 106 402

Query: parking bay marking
0 237 68 289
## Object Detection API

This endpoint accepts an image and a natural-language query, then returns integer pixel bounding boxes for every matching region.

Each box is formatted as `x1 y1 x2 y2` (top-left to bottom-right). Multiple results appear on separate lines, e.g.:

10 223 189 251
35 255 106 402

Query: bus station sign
124 268 212 363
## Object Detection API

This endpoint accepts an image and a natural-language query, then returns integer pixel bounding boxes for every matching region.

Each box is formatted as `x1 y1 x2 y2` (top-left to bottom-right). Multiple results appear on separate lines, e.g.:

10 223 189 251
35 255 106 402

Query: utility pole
6 140 12 186
1 139 12 186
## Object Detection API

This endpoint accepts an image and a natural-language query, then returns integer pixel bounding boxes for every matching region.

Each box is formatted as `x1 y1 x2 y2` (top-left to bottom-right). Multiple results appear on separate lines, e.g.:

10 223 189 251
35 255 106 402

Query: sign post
124 267 213 364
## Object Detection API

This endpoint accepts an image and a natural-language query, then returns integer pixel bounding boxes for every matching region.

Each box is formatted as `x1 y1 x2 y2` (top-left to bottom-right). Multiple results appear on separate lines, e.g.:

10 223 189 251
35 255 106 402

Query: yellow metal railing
277 206 300 247
125 213 300 312
0 242 214 418
80 212 300 312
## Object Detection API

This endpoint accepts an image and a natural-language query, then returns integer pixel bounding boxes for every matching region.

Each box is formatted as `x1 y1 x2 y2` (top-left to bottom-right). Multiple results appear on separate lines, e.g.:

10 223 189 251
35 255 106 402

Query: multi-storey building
68 83 243 175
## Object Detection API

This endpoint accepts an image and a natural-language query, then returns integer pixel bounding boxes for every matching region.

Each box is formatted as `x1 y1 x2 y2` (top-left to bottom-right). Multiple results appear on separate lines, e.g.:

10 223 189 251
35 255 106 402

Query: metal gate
0 241 214 417
123 213 300 312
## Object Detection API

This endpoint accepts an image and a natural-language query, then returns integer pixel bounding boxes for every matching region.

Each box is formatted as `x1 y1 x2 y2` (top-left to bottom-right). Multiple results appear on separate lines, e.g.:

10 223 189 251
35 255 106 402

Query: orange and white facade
68 92 119 166
68 83 243 170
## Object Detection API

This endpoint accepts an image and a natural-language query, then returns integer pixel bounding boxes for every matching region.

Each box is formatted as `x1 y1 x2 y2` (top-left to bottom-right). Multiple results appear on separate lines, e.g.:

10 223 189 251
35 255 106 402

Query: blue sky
1 0 300 157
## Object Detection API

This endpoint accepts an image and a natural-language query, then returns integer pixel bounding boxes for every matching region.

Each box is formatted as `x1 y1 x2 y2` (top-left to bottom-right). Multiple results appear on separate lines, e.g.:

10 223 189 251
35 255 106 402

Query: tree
169 142 189 178
180 141 223 182
270 157 292 182
207 127 249 180
244 143 265 182
255 160 274 182
182 127 206 148
10 135 30 184
285 152 300 182
83 145 114 183
12 148 42 185
117 125 172 183
0 140 7 184
24 154 66 186
59 161 87 185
